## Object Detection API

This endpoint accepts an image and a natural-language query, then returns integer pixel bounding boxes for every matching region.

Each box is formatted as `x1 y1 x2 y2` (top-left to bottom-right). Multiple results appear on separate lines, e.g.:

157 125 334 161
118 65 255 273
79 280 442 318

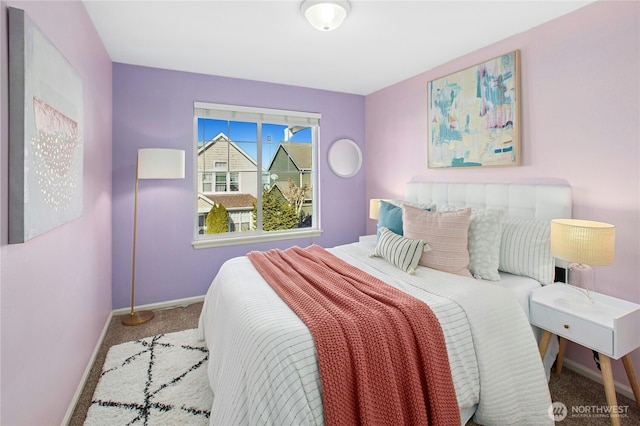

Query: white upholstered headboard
405 182 572 221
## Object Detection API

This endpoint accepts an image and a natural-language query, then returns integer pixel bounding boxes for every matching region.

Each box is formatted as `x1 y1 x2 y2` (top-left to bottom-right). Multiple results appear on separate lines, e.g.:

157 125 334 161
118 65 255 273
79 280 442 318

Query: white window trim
192 229 323 249
194 102 321 124
193 102 321 248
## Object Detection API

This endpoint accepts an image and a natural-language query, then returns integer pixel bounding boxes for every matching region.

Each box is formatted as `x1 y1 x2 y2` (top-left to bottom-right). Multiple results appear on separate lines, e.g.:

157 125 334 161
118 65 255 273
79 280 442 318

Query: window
201 172 212 192
215 173 227 192
230 172 239 191
198 214 206 234
212 172 240 193
193 102 321 248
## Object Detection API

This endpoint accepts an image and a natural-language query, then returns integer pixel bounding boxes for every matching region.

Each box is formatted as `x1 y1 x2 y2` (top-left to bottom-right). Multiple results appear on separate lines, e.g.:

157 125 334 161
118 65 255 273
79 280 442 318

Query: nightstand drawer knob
564 324 570 329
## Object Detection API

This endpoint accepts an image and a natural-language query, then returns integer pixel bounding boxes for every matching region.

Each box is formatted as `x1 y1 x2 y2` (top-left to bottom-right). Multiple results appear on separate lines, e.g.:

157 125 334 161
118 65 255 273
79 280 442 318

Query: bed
198 182 572 425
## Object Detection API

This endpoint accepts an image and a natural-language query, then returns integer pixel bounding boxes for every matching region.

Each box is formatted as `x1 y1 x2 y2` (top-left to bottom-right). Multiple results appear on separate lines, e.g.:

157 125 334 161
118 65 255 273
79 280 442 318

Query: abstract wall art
8 7 83 243
427 50 520 168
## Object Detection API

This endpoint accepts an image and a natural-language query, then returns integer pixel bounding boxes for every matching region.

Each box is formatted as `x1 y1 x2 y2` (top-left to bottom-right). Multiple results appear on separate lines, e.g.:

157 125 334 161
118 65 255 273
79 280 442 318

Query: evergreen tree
254 189 299 231
205 204 229 234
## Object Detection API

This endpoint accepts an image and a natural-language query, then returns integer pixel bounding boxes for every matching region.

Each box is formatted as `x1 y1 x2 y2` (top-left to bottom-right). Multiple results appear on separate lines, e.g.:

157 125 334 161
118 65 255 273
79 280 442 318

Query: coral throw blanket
247 245 460 426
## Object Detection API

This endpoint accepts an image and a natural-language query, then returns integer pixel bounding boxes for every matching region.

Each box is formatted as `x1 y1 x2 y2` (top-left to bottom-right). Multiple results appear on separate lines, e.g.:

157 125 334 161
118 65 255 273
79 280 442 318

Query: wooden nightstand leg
599 354 621 426
539 330 552 359
621 354 640 408
556 337 568 374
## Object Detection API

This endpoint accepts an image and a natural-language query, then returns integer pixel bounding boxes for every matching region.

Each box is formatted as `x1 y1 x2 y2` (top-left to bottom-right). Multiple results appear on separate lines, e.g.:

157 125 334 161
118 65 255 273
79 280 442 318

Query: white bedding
489 272 560 380
198 242 553 425
361 236 559 379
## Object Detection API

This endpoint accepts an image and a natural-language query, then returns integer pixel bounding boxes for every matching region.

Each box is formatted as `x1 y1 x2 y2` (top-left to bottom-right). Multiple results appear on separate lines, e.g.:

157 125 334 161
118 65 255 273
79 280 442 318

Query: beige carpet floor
70 302 639 425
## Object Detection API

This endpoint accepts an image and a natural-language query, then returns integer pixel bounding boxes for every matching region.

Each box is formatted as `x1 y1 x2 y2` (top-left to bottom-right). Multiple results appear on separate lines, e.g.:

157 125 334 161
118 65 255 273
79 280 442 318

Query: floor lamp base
122 310 154 326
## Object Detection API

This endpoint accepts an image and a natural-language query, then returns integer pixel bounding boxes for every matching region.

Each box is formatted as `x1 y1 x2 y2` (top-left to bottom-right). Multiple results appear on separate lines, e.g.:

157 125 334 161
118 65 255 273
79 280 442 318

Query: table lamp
550 219 615 303
369 199 383 220
123 148 185 326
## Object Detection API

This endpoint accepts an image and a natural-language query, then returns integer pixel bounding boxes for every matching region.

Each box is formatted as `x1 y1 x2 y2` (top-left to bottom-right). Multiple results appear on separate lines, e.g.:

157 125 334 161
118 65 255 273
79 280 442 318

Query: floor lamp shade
123 148 186 326
137 148 185 180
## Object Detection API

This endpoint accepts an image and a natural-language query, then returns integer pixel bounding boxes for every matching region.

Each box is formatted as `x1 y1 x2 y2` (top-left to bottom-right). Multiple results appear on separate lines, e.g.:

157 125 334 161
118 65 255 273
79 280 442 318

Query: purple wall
365 1 639 389
112 64 365 309
0 1 113 424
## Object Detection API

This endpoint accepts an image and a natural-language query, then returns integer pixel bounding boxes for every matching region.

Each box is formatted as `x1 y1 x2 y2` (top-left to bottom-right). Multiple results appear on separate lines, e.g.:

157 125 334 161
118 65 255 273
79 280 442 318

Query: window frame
200 172 212 192
192 102 322 249
214 172 227 192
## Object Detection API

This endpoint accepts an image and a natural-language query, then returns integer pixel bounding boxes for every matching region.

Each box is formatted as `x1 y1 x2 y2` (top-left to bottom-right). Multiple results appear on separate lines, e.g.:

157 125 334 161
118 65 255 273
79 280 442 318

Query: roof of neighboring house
198 133 258 167
268 142 312 171
271 181 311 202
271 181 286 195
200 193 256 210
198 132 229 154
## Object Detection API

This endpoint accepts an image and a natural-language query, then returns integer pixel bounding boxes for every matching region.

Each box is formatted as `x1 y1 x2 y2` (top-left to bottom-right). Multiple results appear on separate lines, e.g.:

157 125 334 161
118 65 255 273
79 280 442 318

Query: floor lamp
123 148 185 326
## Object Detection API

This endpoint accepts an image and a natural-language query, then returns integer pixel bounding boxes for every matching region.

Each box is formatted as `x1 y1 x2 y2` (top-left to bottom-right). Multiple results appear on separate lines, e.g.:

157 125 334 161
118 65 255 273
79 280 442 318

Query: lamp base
122 310 154 326
568 263 594 291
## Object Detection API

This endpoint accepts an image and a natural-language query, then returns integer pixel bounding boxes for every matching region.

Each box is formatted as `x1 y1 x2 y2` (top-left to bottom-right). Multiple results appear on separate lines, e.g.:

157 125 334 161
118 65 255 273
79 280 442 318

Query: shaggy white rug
85 329 213 425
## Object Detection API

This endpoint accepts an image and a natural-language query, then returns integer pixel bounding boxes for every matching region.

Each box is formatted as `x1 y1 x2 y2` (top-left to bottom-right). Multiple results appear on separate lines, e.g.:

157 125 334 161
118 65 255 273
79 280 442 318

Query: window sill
191 229 323 249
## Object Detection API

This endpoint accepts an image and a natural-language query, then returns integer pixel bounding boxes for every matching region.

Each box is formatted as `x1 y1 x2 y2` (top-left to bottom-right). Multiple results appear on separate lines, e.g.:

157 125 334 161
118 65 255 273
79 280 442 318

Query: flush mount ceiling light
301 0 350 32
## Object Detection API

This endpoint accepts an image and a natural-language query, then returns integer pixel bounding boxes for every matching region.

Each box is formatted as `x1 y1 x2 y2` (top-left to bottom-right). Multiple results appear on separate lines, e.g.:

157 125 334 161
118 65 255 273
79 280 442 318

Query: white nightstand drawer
531 301 613 355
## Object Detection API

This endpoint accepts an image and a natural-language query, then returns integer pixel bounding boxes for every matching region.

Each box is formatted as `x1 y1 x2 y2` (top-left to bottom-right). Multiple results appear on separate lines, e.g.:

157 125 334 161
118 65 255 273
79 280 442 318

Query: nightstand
531 283 640 426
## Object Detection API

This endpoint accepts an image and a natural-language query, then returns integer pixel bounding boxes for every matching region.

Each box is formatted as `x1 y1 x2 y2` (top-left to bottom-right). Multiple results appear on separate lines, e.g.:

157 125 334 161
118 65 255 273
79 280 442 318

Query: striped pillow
371 227 429 274
402 205 473 277
499 218 554 285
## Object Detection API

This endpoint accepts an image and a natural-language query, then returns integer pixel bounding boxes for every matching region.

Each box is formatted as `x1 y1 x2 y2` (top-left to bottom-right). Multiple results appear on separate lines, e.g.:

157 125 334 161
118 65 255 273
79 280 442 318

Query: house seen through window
193 102 321 247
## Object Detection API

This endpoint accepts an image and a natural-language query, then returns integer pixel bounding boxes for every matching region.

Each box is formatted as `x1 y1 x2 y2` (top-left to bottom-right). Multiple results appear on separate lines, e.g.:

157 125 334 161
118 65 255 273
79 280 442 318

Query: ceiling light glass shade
301 0 350 31
550 219 615 265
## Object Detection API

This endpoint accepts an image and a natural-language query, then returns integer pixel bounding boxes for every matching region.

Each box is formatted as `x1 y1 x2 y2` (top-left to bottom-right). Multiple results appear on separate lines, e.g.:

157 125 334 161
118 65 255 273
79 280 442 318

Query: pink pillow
402 205 472 277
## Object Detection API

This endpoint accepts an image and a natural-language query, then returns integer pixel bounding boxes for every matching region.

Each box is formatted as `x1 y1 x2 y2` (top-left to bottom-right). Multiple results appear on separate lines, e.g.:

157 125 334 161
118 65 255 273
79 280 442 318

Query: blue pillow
377 200 403 237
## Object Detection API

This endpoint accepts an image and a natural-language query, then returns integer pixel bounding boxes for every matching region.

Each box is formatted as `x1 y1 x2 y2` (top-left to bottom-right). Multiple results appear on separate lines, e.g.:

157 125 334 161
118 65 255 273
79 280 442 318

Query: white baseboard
62 311 112 426
112 295 205 316
562 358 635 401
62 295 205 425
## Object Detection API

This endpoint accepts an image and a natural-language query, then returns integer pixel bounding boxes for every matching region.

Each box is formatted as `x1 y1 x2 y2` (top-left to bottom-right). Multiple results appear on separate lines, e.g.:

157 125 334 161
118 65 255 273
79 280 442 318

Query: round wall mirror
327 138 362 178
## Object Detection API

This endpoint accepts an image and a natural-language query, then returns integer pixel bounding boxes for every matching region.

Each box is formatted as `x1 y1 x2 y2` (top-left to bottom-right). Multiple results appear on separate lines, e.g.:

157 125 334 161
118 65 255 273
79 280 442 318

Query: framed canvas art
8 7 83 243
427 50 520 168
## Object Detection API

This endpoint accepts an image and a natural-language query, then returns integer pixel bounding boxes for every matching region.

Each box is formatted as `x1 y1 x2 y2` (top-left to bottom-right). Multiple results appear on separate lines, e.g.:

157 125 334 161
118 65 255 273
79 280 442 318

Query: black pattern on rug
86 329 212 426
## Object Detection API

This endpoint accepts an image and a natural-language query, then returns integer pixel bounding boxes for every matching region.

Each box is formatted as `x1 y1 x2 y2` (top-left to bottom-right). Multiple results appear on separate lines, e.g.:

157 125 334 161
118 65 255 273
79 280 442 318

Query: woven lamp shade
550 219 615 265
369 199 391 220
369 199 382 219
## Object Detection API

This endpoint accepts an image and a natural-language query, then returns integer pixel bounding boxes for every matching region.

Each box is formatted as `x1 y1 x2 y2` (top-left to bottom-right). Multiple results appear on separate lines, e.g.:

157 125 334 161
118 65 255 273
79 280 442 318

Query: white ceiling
82 0 595 95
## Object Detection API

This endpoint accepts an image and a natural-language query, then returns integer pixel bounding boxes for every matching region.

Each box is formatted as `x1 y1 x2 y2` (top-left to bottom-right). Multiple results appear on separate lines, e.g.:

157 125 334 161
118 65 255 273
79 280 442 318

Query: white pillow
390 199 437 211
499 218 554 285
440 206 505 281
370 227 429 275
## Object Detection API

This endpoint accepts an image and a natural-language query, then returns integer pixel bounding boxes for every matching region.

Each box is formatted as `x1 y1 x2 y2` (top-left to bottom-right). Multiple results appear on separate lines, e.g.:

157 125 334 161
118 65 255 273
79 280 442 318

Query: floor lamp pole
122 156 154 326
